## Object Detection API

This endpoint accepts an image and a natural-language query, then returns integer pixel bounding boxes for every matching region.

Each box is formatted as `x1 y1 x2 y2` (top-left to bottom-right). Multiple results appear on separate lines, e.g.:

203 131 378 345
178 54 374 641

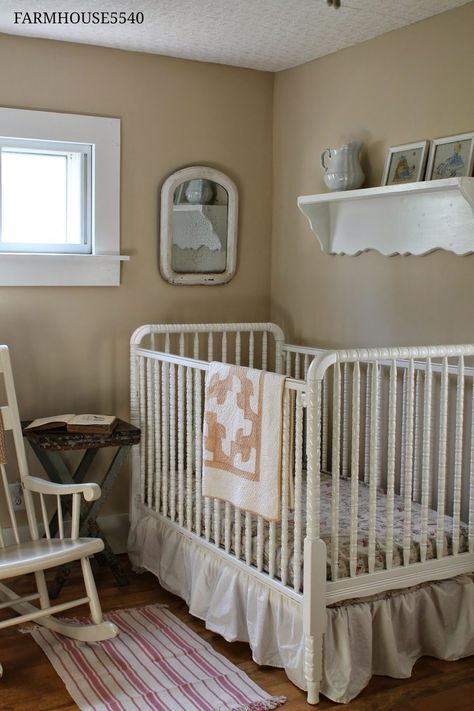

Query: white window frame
0 107 126 286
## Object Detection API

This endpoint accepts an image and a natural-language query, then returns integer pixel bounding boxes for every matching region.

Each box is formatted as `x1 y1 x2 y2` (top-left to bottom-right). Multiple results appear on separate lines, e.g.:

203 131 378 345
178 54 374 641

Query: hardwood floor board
1 555 473 710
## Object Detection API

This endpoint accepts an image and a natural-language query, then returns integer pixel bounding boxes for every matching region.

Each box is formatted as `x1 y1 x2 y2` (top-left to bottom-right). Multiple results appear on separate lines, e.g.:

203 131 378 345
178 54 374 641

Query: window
1 139 91 254
0 108 124 286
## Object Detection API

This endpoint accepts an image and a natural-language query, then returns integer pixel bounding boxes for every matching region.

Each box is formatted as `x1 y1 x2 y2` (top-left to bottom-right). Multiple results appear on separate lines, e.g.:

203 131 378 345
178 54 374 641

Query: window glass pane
1 150 69 244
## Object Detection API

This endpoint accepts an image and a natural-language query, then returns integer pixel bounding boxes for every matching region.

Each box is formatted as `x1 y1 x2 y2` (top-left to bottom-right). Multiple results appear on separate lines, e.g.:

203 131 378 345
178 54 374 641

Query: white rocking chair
0 345 118 677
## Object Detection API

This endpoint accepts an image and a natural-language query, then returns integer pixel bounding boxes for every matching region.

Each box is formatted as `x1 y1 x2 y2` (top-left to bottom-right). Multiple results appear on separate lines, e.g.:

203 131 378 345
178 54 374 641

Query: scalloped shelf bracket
297 177 474 256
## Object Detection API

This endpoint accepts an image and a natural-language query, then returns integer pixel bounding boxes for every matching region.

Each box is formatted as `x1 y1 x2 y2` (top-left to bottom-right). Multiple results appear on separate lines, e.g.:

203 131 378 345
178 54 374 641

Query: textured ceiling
0 0 471 71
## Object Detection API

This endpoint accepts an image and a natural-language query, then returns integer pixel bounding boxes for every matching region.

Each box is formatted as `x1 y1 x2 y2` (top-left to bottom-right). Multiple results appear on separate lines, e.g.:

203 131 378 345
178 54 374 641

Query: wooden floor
1 556 473 710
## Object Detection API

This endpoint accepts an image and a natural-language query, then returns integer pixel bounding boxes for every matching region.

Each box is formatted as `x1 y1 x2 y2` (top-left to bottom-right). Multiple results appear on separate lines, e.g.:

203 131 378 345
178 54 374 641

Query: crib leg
303 538 327 706
307 681 320 705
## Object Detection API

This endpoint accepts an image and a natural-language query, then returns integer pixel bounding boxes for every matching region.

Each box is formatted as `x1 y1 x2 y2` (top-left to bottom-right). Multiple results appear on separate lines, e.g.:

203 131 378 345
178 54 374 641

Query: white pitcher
321 141 364 191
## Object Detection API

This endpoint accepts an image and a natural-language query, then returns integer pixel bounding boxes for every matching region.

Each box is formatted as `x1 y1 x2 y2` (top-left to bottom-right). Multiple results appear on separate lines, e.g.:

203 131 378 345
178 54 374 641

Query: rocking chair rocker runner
0 345 118 677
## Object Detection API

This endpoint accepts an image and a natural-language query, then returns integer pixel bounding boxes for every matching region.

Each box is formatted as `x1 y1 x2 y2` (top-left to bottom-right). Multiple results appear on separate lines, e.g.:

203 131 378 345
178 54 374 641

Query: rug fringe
227 696 287 710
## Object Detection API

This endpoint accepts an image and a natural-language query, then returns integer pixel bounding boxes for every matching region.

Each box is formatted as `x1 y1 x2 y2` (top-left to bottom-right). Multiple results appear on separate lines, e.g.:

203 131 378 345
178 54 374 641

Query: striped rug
30 605 287 711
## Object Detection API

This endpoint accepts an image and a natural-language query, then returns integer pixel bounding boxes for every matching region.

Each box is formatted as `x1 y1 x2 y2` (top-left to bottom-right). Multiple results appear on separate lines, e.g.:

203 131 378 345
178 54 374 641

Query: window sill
0 253 130 286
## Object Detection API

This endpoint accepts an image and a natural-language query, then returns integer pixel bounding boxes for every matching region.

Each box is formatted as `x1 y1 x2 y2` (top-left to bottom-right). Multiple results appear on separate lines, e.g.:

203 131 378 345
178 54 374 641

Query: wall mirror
160 166 238 285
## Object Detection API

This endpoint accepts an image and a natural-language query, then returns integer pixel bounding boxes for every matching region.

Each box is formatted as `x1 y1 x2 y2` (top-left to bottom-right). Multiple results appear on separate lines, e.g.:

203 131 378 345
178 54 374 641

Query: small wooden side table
23 419 141 598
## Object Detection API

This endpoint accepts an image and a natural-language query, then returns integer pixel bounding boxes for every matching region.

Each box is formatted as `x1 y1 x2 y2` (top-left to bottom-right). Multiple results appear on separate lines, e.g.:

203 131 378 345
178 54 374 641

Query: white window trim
0 107 127 286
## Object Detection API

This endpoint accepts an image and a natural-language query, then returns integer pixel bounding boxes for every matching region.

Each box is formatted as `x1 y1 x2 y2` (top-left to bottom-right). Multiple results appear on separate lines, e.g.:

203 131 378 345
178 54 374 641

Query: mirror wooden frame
160 165 238 285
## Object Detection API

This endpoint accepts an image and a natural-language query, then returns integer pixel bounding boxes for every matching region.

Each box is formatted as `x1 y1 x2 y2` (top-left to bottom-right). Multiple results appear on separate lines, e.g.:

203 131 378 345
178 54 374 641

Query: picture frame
426 132 474 180
381 141 429 186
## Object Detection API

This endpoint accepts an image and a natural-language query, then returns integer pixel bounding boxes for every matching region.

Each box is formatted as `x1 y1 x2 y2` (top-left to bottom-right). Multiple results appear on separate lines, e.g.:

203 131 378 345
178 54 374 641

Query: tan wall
0 35 273 514
271 3 474 349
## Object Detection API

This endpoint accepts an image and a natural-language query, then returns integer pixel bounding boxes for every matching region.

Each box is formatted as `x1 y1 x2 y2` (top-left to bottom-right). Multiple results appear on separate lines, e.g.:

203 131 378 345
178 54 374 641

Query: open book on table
24 414 118 435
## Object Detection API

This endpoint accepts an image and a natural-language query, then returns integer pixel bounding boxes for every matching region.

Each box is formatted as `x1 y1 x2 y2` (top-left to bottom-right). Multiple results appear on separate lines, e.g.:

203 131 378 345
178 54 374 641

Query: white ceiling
0 0 471 72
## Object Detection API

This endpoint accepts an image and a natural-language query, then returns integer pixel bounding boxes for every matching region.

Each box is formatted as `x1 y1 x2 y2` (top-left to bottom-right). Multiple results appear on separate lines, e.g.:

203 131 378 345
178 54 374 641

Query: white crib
128 323 474 704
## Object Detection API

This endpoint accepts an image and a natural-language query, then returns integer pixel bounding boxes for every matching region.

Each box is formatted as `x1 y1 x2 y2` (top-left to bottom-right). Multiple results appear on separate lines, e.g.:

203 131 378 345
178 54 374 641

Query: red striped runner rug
30 605 287 711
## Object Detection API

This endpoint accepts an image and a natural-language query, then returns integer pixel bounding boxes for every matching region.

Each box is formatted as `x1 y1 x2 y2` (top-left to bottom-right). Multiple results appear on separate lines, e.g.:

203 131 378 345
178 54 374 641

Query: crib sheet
182 473 469 587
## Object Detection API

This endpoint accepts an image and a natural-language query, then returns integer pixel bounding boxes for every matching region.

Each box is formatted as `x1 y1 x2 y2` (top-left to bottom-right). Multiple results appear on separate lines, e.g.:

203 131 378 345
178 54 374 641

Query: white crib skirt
128 513 474 704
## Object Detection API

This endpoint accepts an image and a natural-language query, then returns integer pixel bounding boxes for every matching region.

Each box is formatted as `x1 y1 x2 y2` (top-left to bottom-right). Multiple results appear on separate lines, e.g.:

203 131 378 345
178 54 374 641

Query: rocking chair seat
0 537 104 580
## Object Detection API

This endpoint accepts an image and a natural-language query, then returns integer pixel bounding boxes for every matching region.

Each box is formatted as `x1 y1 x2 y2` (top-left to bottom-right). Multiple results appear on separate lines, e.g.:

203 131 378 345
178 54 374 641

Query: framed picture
426 132 474 180
382 141 429 186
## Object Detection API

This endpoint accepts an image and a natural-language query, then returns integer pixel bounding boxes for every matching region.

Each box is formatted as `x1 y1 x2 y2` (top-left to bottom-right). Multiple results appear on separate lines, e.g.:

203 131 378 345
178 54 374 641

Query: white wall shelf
297 177 474 256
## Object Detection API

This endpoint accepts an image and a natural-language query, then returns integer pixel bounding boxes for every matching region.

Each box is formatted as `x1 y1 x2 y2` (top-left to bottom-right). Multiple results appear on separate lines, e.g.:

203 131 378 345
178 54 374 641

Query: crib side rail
307 344 474 602
130 323 286 528
131 345 308 596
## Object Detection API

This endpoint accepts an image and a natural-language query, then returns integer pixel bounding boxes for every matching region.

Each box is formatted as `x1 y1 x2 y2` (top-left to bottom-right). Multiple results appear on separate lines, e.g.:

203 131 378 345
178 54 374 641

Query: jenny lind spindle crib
128 323 474 704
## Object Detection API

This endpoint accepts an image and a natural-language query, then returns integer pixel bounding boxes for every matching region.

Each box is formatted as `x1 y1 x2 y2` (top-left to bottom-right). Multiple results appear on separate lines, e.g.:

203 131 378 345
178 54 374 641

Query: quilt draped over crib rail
203 362 286 521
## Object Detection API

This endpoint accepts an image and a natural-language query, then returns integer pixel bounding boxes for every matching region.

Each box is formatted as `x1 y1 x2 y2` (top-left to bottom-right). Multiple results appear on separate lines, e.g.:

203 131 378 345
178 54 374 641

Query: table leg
48 565 74 600
89 522 129 586
77 446 131 534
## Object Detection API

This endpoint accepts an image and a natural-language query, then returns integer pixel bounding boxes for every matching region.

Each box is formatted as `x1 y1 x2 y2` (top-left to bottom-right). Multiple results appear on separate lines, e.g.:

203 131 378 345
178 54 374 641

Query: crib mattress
187 474 469 586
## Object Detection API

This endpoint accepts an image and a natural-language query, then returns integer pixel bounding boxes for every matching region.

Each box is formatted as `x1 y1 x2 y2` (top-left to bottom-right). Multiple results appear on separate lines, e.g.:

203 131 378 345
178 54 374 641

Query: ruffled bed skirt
128 512 474 703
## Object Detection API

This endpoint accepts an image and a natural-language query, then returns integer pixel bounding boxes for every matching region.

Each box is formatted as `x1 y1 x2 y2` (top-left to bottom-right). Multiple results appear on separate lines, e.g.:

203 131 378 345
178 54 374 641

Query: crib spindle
194 369 203 537
342 363 350 479
452 357 464 555
249 331 254 368
322 375 329 471
295 353 301 380
179 332 185 356
207 332 213 361
402 359 415 566
293 390 304 591
364 363 372 483
161 362 169 518
280 389 290 585
154 360 162 514
186 367 193 531
262 331 268 370
331 363 341 581
307 379 322 541
235 332 241 366
368 362 379 575
205 496 211 542
349 361 360 577
193 332 199 360
420 359 432 562
214 499 221 548
385 361 397 570
245 512 252 565
269 521 276 578
436 357 449 558
177 364 185 525
412 369 423 502
225 503 232 553
139 357 146 504
222 332 227 363
146 359 154 508
400 368 407 497
234 507 242 560
257 517 264 571
376 365 383 488
304 353 310 379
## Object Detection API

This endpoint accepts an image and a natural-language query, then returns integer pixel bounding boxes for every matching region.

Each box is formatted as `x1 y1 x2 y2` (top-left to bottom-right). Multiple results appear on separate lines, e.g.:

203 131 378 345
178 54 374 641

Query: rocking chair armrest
23 475 101 502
